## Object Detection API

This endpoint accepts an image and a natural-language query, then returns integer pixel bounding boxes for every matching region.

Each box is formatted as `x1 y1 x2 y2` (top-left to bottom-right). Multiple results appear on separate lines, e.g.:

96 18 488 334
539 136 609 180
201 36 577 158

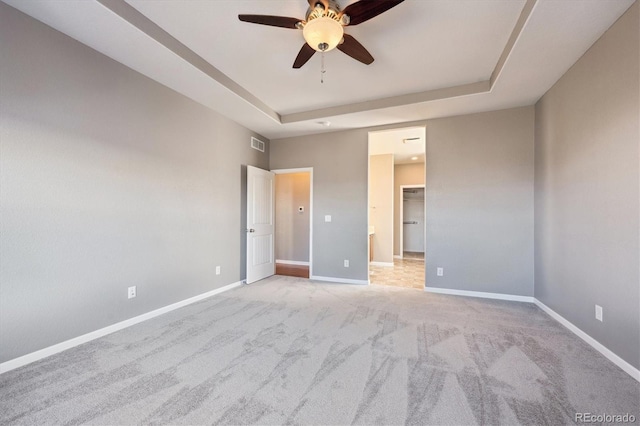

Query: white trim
533 299 640 382
370 261 395 267
393 255 403 259
0 281 242 375
367 139 371 283
424 286 534 303
271 167 313 278
310 275 369 285
275 259 309 266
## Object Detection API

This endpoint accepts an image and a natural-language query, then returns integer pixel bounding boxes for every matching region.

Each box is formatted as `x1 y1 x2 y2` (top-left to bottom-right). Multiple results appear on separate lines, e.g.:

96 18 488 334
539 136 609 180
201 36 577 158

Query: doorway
400 186 425 260
368 127 426 289
272 168 313 279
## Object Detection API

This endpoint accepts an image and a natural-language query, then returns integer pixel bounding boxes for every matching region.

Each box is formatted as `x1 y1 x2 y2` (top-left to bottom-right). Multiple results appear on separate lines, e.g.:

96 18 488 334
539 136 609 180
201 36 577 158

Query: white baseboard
0 281 242 375
370 261 394 267
275 259 310 266
424 287 535 303
533 299 640 382
310 275 369 285
393 255 403 259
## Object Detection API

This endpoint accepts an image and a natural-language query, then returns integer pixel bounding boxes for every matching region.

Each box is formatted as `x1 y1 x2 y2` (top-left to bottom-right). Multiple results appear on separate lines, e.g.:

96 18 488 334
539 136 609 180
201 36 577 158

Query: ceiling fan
238 0 405 69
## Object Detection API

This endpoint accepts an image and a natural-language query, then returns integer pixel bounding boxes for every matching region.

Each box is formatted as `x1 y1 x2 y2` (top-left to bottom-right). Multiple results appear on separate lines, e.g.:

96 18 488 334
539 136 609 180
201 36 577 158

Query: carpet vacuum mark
0 276 638 425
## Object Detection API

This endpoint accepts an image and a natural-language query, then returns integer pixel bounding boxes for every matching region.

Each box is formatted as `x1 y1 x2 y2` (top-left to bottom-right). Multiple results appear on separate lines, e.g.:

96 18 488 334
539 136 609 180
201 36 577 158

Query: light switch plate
325 215 332 222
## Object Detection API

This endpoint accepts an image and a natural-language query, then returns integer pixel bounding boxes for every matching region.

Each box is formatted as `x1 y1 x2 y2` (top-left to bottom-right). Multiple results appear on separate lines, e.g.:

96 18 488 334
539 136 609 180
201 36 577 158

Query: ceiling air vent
251 137 265 152
403 137 421 144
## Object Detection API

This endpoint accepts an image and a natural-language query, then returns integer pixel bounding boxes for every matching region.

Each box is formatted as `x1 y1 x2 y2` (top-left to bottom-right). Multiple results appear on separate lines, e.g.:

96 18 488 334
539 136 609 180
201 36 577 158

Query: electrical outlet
128 286 136 299
215 266 221 275
344 259 349 267
437 267 444 277
595 304 603 322
325 215 332 222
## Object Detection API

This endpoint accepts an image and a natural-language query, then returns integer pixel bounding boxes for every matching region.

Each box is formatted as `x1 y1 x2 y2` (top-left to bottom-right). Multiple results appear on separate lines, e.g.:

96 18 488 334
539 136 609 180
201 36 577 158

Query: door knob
247 229 255 233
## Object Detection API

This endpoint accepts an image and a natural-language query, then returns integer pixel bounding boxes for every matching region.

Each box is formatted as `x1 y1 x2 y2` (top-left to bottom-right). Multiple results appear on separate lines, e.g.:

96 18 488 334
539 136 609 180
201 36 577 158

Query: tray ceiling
2 0 635 139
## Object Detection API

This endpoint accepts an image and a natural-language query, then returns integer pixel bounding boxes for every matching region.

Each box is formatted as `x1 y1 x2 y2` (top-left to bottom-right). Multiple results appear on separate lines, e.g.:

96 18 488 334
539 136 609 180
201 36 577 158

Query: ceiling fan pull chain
321 51 326 84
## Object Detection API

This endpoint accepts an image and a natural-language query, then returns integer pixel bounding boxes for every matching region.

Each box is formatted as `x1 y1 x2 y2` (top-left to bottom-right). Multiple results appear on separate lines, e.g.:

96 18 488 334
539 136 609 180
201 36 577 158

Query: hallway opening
368 127 425 290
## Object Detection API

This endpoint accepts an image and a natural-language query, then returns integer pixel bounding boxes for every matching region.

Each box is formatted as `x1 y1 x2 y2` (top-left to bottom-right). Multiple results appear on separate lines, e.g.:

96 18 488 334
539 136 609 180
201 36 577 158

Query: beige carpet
1 276 638 425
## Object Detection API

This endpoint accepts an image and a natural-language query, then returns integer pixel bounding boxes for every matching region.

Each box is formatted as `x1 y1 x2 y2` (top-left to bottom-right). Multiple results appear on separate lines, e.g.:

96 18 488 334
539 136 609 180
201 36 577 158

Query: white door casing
246 166 275 284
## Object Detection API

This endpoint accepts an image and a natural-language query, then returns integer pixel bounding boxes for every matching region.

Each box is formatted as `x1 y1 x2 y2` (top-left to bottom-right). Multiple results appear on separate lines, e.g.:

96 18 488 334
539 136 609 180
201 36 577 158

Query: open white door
246 166 275 284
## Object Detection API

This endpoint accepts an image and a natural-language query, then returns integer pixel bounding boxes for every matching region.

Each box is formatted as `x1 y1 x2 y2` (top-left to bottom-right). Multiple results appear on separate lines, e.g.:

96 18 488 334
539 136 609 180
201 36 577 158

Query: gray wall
425 107 535 296
534 2 639 369
271 107 535 289
270 130 370 281
0 3 268 363
275 173 310 263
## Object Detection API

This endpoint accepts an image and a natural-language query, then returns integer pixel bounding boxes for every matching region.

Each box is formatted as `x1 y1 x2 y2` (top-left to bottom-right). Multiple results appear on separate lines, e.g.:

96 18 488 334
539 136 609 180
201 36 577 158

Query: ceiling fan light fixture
303 16 344 51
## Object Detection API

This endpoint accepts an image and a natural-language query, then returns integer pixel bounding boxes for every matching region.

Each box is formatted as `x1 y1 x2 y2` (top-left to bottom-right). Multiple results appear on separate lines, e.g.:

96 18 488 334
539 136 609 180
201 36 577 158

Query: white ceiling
3 0 635 140
126 0 522 114
369 126 425 165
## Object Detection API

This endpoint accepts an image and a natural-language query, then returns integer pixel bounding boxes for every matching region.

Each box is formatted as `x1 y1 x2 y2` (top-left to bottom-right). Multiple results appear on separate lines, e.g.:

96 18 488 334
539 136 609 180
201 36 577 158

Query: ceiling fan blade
238 14 301 29
293 43 316 68
338 34 374 65
341 0 405 26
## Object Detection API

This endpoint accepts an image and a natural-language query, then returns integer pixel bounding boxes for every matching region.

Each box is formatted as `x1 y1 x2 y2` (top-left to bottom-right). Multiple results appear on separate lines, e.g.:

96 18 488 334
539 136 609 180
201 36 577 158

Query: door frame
271 167 314 278
399 184 425 258
367 125 427 286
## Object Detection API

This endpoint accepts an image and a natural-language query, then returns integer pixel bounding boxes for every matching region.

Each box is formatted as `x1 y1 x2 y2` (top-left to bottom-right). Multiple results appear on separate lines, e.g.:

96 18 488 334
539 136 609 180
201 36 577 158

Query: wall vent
251 137 265 152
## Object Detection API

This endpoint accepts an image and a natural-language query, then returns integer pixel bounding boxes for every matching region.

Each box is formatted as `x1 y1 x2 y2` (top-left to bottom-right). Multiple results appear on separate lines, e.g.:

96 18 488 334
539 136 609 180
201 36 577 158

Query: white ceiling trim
282 0 537 124
282 80 491 123
490 0 537 86
97 0 281 124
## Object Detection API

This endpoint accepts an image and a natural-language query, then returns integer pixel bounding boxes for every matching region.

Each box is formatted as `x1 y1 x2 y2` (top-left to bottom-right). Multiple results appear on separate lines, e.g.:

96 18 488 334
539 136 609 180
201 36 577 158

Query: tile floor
402 251 424 260
369 255 425 290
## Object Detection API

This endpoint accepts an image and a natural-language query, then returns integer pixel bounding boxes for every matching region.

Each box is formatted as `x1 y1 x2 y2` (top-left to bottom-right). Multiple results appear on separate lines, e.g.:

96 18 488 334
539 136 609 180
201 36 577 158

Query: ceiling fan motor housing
307 1 350 25
302 0 348 51
239 0 404 67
